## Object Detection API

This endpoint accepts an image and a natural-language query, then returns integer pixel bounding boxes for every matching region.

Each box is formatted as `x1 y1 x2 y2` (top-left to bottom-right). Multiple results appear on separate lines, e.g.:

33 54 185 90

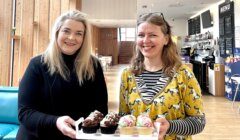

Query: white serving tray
76 129 158 140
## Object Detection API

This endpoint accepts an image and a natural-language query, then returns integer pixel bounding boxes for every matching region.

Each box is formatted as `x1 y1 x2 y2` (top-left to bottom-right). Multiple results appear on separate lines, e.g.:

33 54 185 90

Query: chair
230 74 240 113
99 56 112 71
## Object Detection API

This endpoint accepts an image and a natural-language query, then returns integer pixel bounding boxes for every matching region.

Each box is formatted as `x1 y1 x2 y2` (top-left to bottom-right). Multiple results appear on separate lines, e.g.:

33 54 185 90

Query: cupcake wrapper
100 125 118 134
82 126 99 133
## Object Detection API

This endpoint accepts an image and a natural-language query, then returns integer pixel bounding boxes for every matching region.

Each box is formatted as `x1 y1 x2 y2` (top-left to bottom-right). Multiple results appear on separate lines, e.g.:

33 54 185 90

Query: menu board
195 16 201 34
188 19 195 35
225 38 233 54
188 16 201 35
224 16 232 35
219 1 235 57
219 38 225 56
219 18 225 36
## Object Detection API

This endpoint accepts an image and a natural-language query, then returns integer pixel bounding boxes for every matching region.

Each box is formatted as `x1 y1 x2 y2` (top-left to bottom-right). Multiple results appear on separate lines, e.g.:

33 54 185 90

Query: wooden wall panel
7 0 82 86
118 41 135 64
214 64 225 96
69 0 81 10
91 25 100 55
61 0 70 14
0 0 13 86
75 0 82 10
36 0 50 54
12 0 22 86
99 28 118 65
49 0 61 39
33 0 40 57
19 0 35 84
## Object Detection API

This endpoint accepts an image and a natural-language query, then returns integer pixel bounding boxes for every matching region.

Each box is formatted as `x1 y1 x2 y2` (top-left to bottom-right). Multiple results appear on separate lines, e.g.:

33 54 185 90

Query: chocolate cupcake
82 110 104 133
100 112 120 134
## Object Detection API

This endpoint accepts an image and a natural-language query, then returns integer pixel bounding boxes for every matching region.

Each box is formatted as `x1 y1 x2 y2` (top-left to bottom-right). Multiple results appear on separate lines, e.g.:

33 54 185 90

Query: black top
17 54 108 140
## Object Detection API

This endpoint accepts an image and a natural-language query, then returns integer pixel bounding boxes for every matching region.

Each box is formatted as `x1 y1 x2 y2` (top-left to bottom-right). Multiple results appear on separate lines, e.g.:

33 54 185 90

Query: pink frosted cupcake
118 115 136 135
136 113 154 135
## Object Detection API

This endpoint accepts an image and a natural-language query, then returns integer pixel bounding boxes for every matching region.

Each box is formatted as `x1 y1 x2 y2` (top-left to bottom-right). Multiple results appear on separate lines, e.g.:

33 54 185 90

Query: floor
104 64 240 140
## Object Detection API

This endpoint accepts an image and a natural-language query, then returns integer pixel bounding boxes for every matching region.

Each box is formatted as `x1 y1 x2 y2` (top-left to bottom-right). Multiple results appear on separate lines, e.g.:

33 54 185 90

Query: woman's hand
56 116 76 139
155 117 170 140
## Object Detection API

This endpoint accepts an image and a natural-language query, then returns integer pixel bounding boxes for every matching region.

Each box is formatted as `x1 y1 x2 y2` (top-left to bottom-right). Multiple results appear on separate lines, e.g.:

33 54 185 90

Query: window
118 28 136 41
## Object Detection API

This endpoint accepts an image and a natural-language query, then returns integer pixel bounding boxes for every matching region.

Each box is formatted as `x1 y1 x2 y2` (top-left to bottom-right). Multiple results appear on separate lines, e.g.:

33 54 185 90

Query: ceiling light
169 2 183 7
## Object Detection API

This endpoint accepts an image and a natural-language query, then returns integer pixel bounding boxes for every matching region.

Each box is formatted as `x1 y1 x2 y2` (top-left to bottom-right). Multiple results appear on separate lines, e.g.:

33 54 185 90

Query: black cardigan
17 54 108 140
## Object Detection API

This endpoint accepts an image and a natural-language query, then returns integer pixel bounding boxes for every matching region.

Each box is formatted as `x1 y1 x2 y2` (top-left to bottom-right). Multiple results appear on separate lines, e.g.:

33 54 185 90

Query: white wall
191 0 240 39
165 18 187 48
167 19 187 37
234 0 240 26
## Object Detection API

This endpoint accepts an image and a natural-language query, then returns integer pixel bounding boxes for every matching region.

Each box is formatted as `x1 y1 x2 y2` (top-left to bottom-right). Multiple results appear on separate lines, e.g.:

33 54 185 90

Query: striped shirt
135 69 169 104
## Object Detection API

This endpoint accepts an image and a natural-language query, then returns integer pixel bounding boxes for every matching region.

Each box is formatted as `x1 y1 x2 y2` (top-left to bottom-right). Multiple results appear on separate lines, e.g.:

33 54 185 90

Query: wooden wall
0 0 13 86
98 28 118 65
91 25 100 55
0 0 82 86
118 41 135 64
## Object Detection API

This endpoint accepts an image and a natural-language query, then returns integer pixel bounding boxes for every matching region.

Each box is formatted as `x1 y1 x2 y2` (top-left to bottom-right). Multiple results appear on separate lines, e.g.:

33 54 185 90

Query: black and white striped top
135 69 169 104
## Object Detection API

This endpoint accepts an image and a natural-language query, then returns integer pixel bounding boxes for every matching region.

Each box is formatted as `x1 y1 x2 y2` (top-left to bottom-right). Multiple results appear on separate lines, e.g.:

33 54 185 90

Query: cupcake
118 114 136 135
82 110 104 133
136 113 154 135
100 112 120 134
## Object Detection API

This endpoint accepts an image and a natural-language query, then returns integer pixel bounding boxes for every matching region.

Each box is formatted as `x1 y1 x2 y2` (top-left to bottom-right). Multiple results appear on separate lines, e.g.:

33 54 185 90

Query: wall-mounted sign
220 3 231 13
219 1 235 58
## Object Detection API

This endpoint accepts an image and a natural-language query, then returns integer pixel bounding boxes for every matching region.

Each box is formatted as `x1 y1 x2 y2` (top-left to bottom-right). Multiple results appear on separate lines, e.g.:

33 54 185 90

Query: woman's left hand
155 117 170 140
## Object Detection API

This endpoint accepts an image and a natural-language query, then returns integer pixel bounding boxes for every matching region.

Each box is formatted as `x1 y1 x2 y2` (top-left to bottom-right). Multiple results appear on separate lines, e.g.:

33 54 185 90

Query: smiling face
137 22 169 60
57 19 85 55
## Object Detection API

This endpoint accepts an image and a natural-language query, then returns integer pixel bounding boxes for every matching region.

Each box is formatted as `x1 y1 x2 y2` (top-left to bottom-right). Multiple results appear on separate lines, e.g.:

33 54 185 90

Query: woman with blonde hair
17 10 108 140
119 13 205 140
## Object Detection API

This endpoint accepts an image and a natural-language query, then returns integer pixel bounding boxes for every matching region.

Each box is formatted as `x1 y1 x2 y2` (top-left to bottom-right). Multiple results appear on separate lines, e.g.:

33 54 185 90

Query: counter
208 64 225 96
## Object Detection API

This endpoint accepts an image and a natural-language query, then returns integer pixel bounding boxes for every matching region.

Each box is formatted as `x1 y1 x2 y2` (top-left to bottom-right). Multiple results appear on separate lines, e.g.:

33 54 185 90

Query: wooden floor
104 64 240 140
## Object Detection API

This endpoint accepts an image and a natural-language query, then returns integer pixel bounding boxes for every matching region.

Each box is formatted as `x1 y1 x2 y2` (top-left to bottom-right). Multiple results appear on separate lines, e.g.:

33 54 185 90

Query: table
99 56 112 71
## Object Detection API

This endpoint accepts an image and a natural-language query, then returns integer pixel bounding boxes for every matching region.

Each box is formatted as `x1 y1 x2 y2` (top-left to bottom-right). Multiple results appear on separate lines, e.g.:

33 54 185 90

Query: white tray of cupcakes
76 111 158 140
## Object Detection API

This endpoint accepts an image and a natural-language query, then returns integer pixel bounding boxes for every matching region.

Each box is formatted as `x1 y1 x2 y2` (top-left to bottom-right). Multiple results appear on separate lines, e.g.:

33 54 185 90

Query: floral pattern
119 64 204 140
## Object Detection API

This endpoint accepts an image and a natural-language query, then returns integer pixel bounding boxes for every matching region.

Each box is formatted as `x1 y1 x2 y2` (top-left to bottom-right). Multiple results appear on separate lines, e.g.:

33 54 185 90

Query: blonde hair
42 10 96 85
131 13 182 77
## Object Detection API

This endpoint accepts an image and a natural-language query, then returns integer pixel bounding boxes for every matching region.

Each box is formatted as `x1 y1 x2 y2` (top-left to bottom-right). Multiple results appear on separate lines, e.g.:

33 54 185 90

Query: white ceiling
82 0 137 28
82 0 220 28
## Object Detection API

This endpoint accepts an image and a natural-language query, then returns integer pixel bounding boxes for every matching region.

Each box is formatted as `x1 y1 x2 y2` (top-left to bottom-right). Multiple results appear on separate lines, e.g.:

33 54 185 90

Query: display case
225 57 240 101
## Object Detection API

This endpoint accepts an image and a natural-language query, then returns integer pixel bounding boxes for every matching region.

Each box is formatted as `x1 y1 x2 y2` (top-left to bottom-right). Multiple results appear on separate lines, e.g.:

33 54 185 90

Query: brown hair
131 13 182 77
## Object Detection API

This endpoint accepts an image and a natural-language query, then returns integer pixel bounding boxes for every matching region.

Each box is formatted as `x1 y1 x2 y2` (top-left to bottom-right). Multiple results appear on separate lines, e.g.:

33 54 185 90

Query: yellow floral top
119 64 204 140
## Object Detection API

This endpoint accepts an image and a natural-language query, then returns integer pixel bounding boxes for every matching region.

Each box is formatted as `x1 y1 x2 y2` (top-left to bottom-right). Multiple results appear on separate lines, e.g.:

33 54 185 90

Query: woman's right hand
56 116 76 139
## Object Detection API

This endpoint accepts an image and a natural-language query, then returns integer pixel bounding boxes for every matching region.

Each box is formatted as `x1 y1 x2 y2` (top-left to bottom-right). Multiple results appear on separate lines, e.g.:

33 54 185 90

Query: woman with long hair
119 13 205 140
17 10 108 140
